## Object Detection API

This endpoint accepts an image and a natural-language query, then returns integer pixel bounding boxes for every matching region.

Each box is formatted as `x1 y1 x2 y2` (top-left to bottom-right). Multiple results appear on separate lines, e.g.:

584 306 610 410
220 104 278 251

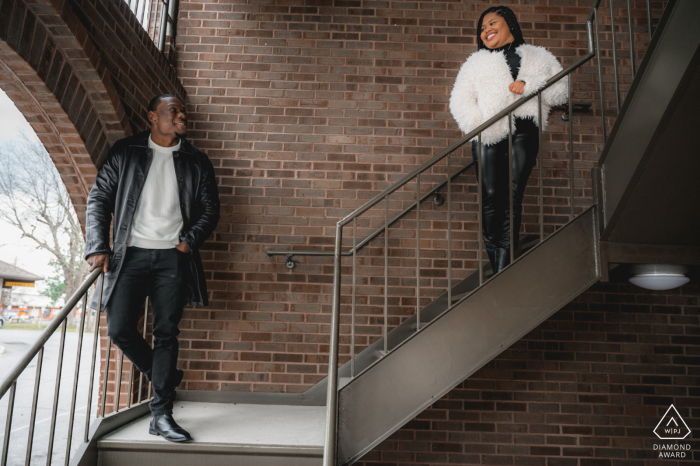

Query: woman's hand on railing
87 254 109 273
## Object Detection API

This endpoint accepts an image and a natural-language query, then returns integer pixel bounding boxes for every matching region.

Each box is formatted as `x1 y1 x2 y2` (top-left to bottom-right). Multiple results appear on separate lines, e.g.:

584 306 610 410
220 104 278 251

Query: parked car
18 315 37 324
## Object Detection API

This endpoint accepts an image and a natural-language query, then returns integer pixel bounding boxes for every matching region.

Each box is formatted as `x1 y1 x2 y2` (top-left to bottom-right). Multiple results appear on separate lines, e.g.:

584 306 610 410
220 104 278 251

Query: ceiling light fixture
629 264 690 291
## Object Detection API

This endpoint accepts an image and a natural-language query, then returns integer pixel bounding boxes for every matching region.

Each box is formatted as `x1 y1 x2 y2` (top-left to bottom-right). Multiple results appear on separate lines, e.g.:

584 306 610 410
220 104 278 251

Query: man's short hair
148 94 179 113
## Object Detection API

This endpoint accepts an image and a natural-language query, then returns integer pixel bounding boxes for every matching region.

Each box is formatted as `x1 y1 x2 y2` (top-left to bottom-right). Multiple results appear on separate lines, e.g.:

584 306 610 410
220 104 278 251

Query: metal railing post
351 217 356 378
135 0 143 24
627 0 636 79
100 340 113 418
508 112 514 263
138 297 149 403
1 382 16 466
126 362 134 409
115 351 124 412
46 319 68 466
446 154 452 302
569 74 575 219
384 196 388 354
477 133 483 283
322 222 343 466
145 0 154 38
25 348 43 466
609 0 621 112
157 0 169 51
85 274 104 442
595 8 607 144
65 296 89 466
538 93 544 242
415 174 421 329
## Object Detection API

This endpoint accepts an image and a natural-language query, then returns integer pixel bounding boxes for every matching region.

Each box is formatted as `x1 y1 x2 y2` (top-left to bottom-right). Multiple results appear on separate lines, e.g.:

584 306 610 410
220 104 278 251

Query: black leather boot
486 249 497 274
493 248 511 274
149 414 193 442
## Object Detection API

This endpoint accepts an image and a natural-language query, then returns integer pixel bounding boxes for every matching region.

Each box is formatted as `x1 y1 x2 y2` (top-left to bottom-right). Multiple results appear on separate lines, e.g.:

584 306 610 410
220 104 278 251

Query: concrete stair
96 401 325 466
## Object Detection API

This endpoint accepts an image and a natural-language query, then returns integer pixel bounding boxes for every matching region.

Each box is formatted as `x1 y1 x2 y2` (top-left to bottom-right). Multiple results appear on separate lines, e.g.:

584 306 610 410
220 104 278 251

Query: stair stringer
336 207 601 465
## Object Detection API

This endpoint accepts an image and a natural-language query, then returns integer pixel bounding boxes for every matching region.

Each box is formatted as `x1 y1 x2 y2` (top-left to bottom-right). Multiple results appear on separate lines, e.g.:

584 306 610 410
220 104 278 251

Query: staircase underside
598 0 700 245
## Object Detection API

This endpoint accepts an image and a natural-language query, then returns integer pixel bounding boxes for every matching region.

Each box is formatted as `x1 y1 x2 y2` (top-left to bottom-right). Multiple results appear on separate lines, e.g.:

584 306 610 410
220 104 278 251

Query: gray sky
0 89 65 288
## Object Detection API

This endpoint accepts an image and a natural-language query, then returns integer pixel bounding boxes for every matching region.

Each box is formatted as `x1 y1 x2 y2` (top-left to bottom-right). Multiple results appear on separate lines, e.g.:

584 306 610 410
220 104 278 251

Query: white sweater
127 137 183 249
449 44 568 146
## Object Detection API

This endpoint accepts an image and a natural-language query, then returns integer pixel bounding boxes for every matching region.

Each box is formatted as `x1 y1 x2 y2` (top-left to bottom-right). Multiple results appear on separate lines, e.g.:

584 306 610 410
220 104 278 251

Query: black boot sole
149 427 193 443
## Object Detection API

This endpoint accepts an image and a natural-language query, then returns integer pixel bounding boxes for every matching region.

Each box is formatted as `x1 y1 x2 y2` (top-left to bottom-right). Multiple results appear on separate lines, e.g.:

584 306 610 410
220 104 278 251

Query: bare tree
0 132 89 309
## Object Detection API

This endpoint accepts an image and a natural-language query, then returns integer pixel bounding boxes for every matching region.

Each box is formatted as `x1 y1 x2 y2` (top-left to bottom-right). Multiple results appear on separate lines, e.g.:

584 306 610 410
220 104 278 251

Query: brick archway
0 49 95 222
1 0 186 224
0 0 132 222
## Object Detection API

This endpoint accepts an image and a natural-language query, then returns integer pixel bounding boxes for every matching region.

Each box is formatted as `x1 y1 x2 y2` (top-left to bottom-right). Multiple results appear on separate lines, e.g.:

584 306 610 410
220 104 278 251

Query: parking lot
0 329 100 466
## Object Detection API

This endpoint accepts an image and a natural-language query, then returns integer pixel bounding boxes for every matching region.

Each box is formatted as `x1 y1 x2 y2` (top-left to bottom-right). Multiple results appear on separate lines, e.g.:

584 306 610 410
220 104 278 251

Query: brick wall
61 0 186 141
173 0 667 392
357 283 700 465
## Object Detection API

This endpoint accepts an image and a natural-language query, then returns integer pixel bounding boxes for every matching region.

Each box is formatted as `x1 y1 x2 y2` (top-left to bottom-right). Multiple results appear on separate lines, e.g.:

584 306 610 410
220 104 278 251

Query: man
85 94 219 442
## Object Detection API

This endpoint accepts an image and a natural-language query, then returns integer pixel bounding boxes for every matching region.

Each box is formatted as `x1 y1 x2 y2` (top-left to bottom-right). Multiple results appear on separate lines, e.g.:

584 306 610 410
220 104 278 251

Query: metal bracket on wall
285 255 299 270
559 101 592 121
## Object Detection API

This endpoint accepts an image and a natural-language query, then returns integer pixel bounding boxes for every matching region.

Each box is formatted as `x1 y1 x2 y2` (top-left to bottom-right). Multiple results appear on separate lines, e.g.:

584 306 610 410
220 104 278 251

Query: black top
490 41 521 81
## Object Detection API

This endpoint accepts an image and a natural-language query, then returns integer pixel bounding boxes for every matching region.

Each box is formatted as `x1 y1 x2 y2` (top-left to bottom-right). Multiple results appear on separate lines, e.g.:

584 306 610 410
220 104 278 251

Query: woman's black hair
476 6 525 50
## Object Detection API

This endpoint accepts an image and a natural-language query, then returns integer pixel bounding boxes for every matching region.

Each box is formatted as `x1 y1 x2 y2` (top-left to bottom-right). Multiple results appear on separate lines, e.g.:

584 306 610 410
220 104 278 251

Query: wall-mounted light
629 264 689 291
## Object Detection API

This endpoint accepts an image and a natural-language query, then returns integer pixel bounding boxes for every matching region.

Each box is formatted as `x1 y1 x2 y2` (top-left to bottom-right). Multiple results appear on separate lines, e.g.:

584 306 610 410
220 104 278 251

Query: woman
449 6 568 274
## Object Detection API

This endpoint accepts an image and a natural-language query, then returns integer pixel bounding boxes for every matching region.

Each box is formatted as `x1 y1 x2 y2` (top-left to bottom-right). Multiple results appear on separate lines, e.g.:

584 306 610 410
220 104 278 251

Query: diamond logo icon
654 405 691 440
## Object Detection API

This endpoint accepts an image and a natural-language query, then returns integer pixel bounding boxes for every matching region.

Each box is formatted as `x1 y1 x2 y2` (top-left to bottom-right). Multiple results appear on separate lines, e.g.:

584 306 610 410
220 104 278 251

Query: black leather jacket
85 130 220 310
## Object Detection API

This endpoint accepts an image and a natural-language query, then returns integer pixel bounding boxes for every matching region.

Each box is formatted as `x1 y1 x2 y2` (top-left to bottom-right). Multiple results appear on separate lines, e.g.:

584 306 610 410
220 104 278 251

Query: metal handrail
320 0 658 463
266 161 475 261
0 268 101 399
1 266 155 465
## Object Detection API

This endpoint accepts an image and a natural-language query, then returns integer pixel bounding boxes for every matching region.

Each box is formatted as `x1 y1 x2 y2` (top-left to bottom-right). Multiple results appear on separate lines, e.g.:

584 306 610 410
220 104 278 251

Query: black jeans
471 118 539 251
106 247 187 415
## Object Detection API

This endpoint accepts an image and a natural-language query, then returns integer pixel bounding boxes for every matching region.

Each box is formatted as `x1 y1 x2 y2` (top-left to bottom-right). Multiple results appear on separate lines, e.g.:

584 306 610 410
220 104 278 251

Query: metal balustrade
318 1 660 464
0 269 153 466
124 0 178 53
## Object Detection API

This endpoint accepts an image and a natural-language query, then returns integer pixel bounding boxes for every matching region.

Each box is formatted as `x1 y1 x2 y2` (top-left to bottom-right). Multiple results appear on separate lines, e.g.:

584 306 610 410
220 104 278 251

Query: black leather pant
472 118 539 254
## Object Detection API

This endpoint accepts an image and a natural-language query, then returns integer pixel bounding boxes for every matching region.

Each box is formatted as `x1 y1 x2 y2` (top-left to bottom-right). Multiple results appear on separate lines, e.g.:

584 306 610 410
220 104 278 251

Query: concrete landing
97 401 325 466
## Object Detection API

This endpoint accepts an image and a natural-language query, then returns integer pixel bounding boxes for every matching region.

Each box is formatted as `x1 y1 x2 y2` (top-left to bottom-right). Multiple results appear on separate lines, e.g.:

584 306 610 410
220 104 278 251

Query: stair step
96 401 324 466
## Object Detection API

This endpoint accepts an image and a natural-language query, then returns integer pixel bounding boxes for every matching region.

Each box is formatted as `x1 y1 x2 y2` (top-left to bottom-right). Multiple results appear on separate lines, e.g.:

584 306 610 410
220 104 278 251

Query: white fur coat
449 44 568 146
